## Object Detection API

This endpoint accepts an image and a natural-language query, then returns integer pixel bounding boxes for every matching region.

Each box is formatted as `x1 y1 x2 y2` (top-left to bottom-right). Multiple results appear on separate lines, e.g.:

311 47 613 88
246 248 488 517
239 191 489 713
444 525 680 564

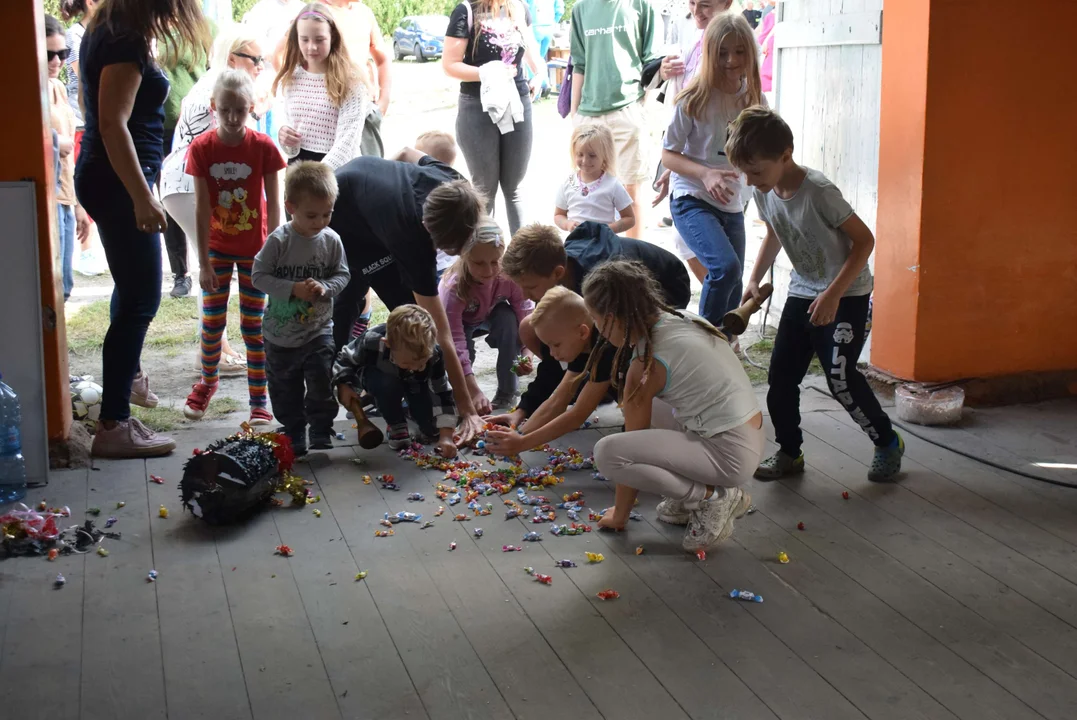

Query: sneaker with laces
130 372 159 408
386 422 411 450
91 418 176 458
754 450 805 480
868 432 904 482
249 407 273 426
183 382 217 420
656 497 690 525
491 392 517 410
682 487 747 551
170 274 192 298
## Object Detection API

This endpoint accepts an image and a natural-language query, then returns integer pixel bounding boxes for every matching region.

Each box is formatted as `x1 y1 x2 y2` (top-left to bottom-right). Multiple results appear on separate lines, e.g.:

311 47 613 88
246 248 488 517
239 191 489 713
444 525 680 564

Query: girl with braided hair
586 260 763 552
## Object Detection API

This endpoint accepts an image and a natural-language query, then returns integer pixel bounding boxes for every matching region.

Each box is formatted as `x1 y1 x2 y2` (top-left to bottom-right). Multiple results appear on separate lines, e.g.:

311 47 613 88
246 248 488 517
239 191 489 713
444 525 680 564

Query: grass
130 396 243 433
67 295 246 354
740 337 825 386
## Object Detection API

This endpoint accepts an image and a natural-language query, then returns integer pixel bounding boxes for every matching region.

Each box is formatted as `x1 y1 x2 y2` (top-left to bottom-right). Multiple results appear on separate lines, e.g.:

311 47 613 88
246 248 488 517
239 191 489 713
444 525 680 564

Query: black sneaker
309 434 333 450
170 274 192 298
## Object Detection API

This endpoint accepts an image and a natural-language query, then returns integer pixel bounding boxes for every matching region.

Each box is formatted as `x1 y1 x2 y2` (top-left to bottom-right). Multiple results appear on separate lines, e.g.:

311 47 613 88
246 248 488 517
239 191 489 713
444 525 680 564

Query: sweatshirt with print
570 0 657 115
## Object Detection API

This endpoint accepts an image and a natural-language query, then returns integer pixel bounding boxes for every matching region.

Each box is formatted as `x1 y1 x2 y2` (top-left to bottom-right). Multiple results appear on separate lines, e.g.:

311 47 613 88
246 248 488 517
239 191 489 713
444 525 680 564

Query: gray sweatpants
594 399 764 509
455 92 533 234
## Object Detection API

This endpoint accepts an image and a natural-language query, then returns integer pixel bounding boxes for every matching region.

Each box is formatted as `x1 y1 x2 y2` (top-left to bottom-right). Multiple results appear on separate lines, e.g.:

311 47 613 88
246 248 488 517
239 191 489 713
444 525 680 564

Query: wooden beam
775 10 883 49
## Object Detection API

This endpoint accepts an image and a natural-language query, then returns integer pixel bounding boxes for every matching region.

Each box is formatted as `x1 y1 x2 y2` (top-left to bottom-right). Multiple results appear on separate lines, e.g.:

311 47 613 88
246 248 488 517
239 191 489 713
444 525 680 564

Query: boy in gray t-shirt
726 107 903 482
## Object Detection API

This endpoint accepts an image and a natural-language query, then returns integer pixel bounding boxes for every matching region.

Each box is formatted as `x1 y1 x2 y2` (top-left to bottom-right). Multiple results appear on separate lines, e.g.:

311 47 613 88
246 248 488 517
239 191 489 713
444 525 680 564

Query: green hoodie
161 20 217 134
570 0 656 115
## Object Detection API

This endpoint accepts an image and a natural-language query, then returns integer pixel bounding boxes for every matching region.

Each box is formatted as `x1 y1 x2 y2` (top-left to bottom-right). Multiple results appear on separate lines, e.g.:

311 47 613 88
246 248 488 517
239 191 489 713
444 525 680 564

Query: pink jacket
758 12 776 92
439 272 533 375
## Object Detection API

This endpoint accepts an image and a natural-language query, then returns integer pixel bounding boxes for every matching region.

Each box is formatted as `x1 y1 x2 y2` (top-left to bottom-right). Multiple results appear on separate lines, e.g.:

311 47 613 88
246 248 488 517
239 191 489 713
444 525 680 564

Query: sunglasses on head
231 51 265 66
47 48 71 62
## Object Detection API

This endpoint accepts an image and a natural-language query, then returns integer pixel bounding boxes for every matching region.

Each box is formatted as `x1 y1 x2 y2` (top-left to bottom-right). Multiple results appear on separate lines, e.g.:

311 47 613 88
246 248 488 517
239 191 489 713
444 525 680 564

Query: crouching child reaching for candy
332 305 458 459
586 260 764 553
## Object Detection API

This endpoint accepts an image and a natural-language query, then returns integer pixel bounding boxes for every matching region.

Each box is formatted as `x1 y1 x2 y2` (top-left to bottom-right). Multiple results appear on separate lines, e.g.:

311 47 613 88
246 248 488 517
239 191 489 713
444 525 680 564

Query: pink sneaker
183 382 217 420
91 418 176 458
130 372 159 408
249 407 273 426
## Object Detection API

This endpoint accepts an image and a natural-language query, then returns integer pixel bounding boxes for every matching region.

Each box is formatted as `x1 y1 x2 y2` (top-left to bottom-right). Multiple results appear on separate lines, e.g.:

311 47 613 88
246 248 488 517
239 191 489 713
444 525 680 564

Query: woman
161 25 267 376
442 0 546 234
74 0 210 458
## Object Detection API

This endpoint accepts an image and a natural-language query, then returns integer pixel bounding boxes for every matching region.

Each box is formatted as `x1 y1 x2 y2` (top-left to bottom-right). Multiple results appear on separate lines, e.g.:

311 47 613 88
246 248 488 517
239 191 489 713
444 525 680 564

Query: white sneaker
130 372 159 408
682 487 750 552
91 418 176 458
656 497 691 525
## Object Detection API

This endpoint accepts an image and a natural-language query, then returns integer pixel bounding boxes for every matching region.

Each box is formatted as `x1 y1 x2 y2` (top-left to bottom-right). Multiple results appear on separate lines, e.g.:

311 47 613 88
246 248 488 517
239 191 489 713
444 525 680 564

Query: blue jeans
74 161 162 422
362 365 435 434
671 195 746 326
57 203 75 300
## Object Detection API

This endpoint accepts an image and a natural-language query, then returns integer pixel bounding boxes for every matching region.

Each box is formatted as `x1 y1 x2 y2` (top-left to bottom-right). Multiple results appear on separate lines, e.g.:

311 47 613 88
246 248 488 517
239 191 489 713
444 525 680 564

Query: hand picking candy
510 354 530 376
453 514 471 522
777 551 789 564
555 559 577 568
533 573 553 585
585 552 604 563
502 544 523 552
729 589 764 603
522 531 543 542
449 541 457 550
407 492 425 501
275 544 294 556
147 569 159 582
150 475 165 484
473 528 484 538
374 529 394 538
596 589 620 600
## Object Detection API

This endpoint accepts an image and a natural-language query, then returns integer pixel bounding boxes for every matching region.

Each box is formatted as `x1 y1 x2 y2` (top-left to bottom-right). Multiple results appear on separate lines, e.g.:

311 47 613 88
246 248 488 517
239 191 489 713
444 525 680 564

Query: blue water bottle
0 372 28 503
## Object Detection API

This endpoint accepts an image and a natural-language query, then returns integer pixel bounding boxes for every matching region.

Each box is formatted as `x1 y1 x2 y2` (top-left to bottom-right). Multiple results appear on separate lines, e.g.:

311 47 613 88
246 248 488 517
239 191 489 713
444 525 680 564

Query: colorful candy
385 510 423 523
374 529 394 538
522 531 543 542
355 571 368 580
105 516 117 528
435 506 445 516
797 522 805 531
275 544 294 556
150 475 166 484
158 505 169 519
449 541 457 551
421 521 435 529
596 589 620 600
96 546 109 557
313 509 322 517
47 548 59 561
842 491 850 500
585 552 604 563
555 559 576 568
730 589 763 603
777 551 789 564
54 573 66 587
635 546 645 555
533 573 553 585
116 501 126 509
407 492 425 501
523 566 534 574
502 545 523 552
696 549 707 561
147 569 158 582
453 514 471 522
473 528 484 538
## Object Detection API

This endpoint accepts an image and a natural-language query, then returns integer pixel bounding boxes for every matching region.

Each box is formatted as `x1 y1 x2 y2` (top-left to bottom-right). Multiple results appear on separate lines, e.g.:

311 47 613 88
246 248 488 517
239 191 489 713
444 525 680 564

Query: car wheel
415 46 427 63
393 42 404 61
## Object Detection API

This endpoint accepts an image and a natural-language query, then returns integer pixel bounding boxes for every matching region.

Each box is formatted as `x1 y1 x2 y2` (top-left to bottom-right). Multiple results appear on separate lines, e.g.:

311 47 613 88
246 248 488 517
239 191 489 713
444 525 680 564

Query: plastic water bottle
0 372 27 503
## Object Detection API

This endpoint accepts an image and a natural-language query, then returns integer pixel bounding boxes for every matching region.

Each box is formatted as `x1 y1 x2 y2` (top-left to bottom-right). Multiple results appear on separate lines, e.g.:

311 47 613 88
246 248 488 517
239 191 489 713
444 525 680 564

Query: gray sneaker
130 372 159 408
656 497 690 525
682 487 748 551
490 391 517 410
92 418 176 458
170 274 192 298
754 450 805 481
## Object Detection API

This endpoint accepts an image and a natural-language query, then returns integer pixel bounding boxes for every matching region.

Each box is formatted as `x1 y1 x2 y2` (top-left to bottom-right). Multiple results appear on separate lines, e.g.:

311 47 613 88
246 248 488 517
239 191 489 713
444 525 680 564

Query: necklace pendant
581 186 590 197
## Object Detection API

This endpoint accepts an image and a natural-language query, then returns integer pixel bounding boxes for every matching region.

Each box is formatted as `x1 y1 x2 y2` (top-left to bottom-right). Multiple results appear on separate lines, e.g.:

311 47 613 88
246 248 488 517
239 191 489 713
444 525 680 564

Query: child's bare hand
742 281 764 305
199 266 219 293
436 439 458 459
701 168 739 205
808 290 840 327
293 281 315 302
651 168 672 206
306 278 327 298
278 126 301 149
337 384 359 407
597 513 625 532
516 356 533 376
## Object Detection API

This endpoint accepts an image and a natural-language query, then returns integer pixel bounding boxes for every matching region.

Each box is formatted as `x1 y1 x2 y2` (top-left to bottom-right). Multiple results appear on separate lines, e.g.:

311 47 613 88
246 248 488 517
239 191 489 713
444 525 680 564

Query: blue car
392 15 448 63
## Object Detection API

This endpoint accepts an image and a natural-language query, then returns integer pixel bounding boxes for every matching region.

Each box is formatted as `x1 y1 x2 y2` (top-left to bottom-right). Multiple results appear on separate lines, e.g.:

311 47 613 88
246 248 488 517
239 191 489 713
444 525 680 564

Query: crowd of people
52 0 902 554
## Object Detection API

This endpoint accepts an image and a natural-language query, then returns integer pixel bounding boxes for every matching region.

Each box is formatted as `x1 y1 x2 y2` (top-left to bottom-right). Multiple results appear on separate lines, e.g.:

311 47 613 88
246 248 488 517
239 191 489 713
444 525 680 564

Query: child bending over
252 161 351 455
333 305 458 458
485 286 617 456
439 219 533 415
555 125 634 234
726 106 902 481
415 130 457 167
588 260 763 552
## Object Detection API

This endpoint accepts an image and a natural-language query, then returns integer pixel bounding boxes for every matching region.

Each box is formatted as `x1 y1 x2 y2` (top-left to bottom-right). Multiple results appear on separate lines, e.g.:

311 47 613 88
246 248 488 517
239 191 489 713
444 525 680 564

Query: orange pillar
1 0 71 443
874 0 1077 382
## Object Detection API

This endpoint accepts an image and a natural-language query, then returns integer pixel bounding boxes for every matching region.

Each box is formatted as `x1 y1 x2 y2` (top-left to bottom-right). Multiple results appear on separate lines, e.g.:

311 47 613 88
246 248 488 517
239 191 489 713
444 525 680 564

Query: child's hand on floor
472 390 492 416
483 408 526 429
436 438 457 459
486 428 527 456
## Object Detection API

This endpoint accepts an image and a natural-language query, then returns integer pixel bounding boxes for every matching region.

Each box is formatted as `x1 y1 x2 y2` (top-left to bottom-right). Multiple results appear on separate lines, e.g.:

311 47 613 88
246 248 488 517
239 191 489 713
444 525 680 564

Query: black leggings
767 294 895 456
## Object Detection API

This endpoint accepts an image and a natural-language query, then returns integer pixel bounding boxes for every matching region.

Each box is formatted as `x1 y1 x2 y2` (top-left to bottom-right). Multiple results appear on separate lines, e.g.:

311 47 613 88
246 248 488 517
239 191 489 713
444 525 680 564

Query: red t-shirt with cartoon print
186 129 287 257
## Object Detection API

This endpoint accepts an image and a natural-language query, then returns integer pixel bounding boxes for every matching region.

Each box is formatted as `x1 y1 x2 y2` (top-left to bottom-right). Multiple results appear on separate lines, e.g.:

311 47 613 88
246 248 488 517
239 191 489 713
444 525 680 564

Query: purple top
439 272 533 375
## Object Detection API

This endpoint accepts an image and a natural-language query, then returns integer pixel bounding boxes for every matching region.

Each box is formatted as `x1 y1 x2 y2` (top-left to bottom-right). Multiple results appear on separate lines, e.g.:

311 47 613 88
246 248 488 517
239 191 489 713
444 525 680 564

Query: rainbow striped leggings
200 250 267 407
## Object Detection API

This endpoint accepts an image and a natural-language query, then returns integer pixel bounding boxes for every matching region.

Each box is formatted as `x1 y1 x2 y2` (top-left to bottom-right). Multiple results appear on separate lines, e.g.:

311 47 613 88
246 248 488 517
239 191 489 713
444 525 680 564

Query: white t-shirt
753 167 873 299
554 173 634 225
663 83 765 213
636 312 759 437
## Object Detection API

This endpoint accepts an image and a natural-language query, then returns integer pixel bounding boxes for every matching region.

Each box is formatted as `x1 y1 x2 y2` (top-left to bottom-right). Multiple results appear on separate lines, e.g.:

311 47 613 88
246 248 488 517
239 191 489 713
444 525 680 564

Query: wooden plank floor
2 397 1077 720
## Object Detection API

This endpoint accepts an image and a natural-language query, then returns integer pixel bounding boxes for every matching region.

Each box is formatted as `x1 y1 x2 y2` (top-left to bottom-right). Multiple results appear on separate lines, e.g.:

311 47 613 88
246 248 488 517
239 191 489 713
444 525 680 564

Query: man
742 1 761 29
329 151 484 441
569 0 657 239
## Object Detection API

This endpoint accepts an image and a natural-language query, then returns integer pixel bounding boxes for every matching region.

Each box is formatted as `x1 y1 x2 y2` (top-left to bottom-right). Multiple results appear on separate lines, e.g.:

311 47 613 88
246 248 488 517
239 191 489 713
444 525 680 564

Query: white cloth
554 173 633 225
242 0 304 64
161 72 218 200
276 67 371 169
479 62 524 134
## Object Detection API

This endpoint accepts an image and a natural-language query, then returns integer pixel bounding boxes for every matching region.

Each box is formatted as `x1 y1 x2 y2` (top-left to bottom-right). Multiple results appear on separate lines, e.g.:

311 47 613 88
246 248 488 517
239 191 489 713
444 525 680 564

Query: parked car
392 15 448 63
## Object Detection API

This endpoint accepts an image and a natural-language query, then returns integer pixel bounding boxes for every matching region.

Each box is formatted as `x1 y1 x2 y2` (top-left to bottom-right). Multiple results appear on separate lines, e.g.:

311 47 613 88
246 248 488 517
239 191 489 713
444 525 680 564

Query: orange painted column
0 0 71 442
874 0 1077 382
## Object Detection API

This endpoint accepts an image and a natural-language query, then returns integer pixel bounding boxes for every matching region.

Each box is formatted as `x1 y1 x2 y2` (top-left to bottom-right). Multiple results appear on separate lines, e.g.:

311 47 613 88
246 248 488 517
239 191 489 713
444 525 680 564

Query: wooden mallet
721 283 774 336
340 392 385 450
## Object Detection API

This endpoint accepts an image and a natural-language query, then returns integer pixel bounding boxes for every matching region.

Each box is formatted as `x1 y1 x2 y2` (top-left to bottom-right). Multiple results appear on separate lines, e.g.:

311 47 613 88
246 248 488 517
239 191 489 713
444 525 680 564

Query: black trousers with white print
767 294 895 457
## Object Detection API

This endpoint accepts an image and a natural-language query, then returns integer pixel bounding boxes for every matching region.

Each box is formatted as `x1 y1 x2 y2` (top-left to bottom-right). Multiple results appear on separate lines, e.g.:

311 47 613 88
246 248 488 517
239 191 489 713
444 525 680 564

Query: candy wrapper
635 546 645 555
150 475 166 485
777 551 789 564
533 573 553 585
453 514 471 522
385 511 423 524
355 571 368 580
502 544 523 552
523 566 534 575
421 521 435 529
435 506 445 517
695 549 706 561
449 541 457 550
275 544 294 556
522 531 543 542
473 528 484 537
147 569 158 582
407 493 425 502
730 589 763 603
504 507 523 520
555 559 576 568
585 552 604 563
448 493 462 506
596 589 620 600
374 529 394 538
96 546 109 557
54 573 66 587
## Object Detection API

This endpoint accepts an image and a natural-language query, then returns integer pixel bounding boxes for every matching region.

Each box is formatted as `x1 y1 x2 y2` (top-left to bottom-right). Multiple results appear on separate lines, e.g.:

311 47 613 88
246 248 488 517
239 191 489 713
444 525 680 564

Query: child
662 12 762 328
439 219 533 414
555 125 635 234
485 285 618 457
184 70 287 425
252 161 352 455
493 223 690 428
725 105 903 481
272 2 371 169
415 130 457 167
333 305 458 458
587 260 762 551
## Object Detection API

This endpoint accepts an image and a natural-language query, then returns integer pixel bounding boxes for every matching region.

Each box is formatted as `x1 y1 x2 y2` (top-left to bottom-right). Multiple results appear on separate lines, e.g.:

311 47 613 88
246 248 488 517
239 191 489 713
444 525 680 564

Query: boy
333 305 458 459
252 162 351 456
726 106 903 482
414 130 457 167
485 286 616 456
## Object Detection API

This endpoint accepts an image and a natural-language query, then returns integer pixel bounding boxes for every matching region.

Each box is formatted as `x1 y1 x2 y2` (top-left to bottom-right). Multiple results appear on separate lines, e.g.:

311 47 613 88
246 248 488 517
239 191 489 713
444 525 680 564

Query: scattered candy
150 475 165 485
746 505 757 515
449 541 457 551
635 546 644 556
158 505 169 519
313 509 322 517
96 546 109 557
54 573 66 587
523 566 534 575
48 548 59 561
362 475 372 485
522 531 543 542
502 545 523 552
435 506 445 516
585 552 604 563
533 573 553 585
420 521 435 529
596 589 620 600
37 501 47 511
453 514 471 522
116 501 126 509
555 559 576 568
147 569 158 582
730 589 764 603
379 518 394 528
105 516 117 528
86 507 101 516
473 528 484 538
842 491 850 500
777 551 789 564
407 492 425 501
355 571 368 580
696 549 707 561
385 510 423 523
797 522 805 531
275 544 294 556
374 529 394 538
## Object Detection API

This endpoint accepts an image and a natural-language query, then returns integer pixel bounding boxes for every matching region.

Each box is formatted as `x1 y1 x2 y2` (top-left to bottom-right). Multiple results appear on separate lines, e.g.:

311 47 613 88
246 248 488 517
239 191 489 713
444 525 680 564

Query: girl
662 12 762 329
161 25 267 375
183 70 286 425
438 219 533 414
272 3 371 169
554 125 635 235
585 260 763 552
443 0 547 234
74 0 209 458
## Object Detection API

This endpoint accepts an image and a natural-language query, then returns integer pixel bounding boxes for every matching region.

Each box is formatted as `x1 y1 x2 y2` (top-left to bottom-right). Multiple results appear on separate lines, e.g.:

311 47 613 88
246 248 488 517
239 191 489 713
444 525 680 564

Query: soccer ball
71 378 103 431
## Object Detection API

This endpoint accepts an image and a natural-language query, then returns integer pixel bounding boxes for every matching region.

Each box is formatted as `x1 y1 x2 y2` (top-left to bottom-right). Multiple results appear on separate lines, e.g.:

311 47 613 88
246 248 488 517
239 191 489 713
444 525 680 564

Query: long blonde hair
676 12 761 121
445 219 507 302
271 2 363 107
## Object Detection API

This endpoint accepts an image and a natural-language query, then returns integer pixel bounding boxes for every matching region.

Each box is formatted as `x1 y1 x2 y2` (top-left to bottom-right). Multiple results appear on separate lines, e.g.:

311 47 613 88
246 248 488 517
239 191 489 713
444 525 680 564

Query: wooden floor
3 394 1077 720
